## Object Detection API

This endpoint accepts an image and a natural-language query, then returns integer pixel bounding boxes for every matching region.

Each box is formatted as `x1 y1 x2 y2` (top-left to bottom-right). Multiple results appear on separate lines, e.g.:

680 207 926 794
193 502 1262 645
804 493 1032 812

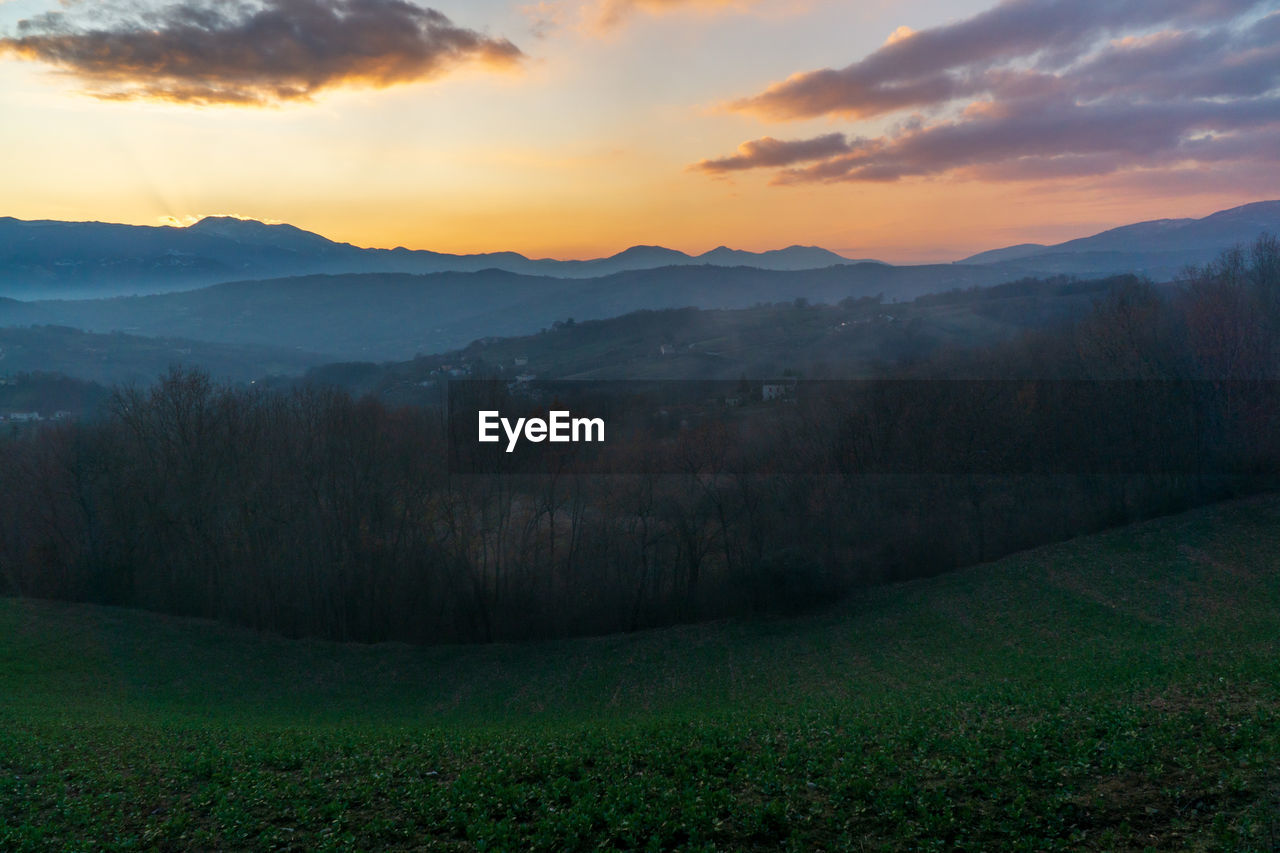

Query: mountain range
0 216 864 298
3 200 1274 300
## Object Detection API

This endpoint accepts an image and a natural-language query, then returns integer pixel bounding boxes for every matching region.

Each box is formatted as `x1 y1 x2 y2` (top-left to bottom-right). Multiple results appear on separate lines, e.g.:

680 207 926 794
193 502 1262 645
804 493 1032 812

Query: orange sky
2 0 1277 262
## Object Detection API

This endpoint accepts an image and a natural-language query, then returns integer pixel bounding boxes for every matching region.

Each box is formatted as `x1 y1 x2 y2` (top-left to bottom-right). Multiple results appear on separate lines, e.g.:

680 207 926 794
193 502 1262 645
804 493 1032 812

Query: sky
1 0 1278 263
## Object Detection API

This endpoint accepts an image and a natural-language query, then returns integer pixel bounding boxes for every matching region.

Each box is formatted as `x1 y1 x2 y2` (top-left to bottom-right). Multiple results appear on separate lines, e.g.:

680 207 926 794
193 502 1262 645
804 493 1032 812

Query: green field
3 496 1280 850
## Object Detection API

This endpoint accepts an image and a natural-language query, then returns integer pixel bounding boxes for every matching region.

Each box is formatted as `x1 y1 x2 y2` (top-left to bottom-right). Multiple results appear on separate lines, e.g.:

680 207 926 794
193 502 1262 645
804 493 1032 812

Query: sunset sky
2 0 1278 262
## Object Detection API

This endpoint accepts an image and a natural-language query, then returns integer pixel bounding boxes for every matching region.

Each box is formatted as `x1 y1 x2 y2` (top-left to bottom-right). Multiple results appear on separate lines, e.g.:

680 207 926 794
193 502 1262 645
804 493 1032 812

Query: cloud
690 132 857 174
520 1 568 38
0 0 523 105
696 0 1280 185
769 97 1280 185
728 0 1272 121
883 25 914 46
522 0 759 35
589 0 754 30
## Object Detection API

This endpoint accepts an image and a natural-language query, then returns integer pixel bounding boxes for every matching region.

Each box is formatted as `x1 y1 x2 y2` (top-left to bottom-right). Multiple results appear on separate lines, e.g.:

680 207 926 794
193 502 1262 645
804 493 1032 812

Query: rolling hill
0 325 329 385
299 274 1131 403
2 495 1278 849
0 263 1031 362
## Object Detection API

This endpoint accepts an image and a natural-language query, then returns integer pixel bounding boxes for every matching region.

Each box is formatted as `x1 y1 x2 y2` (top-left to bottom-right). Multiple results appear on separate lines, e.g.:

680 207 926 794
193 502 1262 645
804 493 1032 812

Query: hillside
0 326 328 385
453 275 1125 380
3 496 1279 850
0 264 1026 362
0 372 107 420
301 275 1129 401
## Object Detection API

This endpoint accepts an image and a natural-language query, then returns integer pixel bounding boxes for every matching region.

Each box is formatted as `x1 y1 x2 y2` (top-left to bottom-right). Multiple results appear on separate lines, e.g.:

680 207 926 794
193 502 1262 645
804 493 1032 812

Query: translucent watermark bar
445 379 1280 476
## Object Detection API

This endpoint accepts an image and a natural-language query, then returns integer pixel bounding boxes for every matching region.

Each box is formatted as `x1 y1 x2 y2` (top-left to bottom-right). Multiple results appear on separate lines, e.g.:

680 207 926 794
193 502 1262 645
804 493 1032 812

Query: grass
3 496 1280 850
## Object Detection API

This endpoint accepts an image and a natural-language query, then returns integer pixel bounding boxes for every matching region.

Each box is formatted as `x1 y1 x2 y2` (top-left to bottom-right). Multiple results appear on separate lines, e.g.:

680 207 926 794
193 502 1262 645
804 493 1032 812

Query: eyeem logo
478 410 605 452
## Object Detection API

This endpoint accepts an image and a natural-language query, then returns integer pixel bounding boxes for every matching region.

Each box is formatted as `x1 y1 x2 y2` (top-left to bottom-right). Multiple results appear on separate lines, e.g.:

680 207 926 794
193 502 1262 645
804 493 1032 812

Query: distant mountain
599 245 690 267
0 216 357 298
957 201 1280 277
958 243 1049 266
186 216 340 252
0 216 867 298
695 245 857 269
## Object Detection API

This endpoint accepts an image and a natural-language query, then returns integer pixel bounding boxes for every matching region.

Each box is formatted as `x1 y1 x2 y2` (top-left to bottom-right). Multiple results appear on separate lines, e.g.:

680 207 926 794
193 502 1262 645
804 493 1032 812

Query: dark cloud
770 96 1280 185
698 0 1280 185
1069 24 1280 102
0 0 523 104
729 0 1272 120
690 133 857 174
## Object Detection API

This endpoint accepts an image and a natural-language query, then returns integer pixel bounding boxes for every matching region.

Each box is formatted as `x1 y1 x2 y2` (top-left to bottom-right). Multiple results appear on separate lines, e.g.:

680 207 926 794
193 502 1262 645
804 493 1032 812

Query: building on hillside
762 380 797 402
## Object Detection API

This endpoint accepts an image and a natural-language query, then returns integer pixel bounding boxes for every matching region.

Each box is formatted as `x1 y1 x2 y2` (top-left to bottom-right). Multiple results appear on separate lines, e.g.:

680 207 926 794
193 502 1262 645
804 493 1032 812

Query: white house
762 380 797 402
